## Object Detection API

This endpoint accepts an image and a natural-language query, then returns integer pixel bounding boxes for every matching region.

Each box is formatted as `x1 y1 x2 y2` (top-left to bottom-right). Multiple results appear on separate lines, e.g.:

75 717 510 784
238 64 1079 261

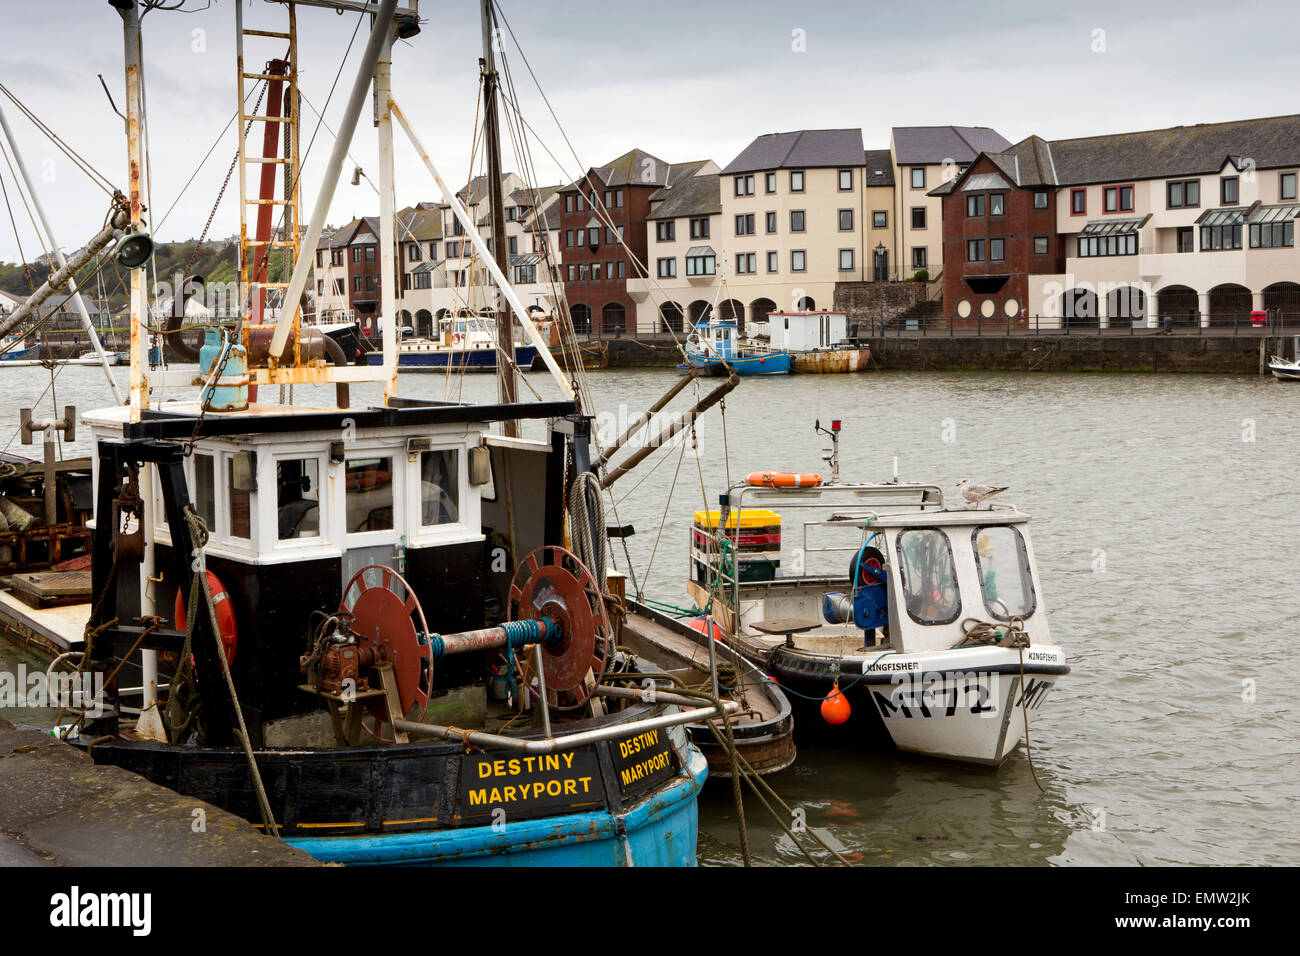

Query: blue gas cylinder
199 328 249 412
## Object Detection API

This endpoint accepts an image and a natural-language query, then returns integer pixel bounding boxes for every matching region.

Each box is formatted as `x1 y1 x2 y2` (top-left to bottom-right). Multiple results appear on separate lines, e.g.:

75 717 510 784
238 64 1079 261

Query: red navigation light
831 420 841 431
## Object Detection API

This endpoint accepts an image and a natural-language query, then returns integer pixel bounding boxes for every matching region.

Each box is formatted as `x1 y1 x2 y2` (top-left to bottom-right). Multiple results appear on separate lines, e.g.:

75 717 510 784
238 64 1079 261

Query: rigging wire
0 83 117 195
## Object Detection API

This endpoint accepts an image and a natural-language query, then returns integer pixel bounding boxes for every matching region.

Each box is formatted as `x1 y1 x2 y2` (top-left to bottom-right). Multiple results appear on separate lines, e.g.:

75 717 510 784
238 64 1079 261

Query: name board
457 750 603 822
611 728 677 800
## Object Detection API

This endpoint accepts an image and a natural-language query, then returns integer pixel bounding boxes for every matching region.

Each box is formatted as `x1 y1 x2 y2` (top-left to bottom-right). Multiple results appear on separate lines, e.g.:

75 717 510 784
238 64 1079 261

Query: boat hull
684 351 791 376
790 347 871 374
760 642 1068 766
1268 363 1300 380
365 344 539 371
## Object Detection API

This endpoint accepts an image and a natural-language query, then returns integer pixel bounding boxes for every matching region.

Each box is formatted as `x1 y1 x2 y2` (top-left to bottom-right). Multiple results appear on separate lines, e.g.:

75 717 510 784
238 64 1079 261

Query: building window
616 190 624 208
1282 172 1298 201
907 206 923 229
990 193 1005 216
1249 220 1294 249
1167 179 1201 208
735 213 755 236
1200 223 1242 251
990 238 1005 261
618 261 626 279
790 210 806 232
577 229 588 248
565 194 573 213
766 250 778 272
316 280 324 295
790 170 805 192
734 175 754 196
1071 189 1086 215
838 169 853 191
656 220 676 241
316 250 324 267
1078 232 1138 256
352 247 361 262
429 242 438 260
686 252 716 276
1221 176 1239 205
514 264 536 284
1033 236 1049 255
1034 190 1050 210
967 239 984 262
576 193 585 212
656 257 677 279
965 194 984 218
1177 227 1195 253
838 209 853 230
353 276 362 292
333 279 344 295
872 210 887 229
508 236 518 255
567 264 575 281
839 248 854 270
565 229 574 248
765 172 776 193
910 167 925 189
736 253 757 274
605 227 614 245
791 249 806 271
765 211 777 233
604 190 613 208
689 217 710 239
911 247 927 269
365 246 376 261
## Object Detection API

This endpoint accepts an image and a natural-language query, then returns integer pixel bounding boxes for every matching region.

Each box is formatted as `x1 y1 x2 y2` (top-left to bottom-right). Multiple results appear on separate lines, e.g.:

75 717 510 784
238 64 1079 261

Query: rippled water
3 363 1297 865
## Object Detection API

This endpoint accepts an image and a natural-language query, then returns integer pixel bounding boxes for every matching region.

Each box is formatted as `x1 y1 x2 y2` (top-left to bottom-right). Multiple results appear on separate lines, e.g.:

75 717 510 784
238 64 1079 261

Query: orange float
174 571 239 665
821 681 851 724
745 472 823 488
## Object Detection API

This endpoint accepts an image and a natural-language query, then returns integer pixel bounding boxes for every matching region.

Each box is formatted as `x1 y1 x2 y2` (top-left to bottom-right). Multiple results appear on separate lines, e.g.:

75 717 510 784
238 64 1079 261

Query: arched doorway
1107 286 1146 327
659 301 684 334
1156 285 1198 329
719 298 745 334
749 297 777 332
1060 288 1098 329
414 309 433 337
794 294 815 311
601 302 626 335
1263 281 1300 324
688 300 712 327
570 304 591 335
399 309 413 331
1208 283 1251 327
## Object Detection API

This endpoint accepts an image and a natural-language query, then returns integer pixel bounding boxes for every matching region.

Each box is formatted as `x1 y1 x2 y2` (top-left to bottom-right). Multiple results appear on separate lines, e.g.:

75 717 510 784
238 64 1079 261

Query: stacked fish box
691 509 782 589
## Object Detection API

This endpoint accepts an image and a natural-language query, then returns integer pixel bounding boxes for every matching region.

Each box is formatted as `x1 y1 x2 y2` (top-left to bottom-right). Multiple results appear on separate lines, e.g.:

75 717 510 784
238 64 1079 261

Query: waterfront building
933 114 1300 328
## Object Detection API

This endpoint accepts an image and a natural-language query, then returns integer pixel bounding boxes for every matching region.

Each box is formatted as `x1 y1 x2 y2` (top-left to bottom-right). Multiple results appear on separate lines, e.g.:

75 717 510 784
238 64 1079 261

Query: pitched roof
562 148 674 191
646 161 721 220
720 129 865 174
892 126 1012 165
397 205 444 242
863 148 895 187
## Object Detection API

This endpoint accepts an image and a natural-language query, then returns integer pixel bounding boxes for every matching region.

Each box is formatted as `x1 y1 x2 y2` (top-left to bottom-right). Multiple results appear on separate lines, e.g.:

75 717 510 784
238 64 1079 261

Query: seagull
957 478 1008 509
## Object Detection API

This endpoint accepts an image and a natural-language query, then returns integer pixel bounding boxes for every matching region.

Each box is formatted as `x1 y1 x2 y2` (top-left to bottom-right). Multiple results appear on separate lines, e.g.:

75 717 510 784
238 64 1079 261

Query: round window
1004 297 1021 318
980 298 996 318
955 298 973 319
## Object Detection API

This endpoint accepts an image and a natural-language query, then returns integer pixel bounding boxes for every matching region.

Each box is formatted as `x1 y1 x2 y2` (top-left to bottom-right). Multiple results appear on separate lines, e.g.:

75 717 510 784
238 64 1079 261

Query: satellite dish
114 231 153 269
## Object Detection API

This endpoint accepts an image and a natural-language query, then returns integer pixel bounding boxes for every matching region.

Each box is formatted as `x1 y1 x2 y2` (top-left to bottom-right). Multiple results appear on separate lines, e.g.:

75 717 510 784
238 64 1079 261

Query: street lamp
875 242 887 337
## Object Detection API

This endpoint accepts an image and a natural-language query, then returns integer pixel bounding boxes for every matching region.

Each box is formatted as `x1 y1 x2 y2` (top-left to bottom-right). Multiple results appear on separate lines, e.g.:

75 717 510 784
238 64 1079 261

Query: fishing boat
1266 354 1300 380
761 311 871 374
683 318 791 376
366 313 540 371
676 420 1069 767
0 340 40 363
620 597 796 777
42 0 729 867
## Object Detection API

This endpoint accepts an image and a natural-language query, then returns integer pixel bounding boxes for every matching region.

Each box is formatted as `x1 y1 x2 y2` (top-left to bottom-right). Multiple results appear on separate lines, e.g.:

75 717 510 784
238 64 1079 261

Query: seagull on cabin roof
957 478 1009 509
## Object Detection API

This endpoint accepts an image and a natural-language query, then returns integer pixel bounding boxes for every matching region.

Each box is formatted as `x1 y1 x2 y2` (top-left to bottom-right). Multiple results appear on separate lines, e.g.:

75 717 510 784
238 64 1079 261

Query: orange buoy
745 471 823 488
687 616 727 642
821 681 851 724
174 571 238 665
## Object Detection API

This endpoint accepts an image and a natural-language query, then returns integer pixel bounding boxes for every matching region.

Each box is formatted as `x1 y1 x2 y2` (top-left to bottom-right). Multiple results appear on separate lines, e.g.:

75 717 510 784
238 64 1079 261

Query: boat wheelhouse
686 449 1068 766
684 319 791 376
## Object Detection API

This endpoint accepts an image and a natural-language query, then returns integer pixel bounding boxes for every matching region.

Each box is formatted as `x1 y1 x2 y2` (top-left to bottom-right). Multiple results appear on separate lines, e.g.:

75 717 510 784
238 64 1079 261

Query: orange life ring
745 471 823 488
174 571 238 666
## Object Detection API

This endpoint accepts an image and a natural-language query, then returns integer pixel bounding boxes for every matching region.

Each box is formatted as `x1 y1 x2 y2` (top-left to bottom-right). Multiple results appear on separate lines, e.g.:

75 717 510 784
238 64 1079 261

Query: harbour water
3 363 1297 866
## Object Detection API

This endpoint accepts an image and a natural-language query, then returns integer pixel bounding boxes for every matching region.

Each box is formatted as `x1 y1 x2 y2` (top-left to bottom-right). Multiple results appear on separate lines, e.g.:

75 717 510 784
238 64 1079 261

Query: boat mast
118 0 147 420
480 0 519 433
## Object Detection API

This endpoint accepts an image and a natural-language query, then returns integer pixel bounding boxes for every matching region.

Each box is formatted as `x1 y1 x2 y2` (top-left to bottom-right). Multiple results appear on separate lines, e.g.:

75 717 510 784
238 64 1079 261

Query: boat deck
0 591 89 654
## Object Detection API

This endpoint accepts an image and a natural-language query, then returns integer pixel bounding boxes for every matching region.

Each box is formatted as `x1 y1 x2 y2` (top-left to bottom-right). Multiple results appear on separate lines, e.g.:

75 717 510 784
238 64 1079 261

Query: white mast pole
375 13 398 402
389 98 575 401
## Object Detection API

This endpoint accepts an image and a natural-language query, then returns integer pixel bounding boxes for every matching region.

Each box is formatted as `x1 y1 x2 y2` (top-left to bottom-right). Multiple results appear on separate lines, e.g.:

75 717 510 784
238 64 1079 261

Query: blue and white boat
366 316 539 372
683 319 791 376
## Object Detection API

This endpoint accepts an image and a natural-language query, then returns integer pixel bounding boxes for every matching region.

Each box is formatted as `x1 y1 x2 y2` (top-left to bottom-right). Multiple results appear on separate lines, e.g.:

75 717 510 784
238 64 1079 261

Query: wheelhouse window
227 453 253 540
192 453 216 530
276 457 320 540
895 528 961 626
345 457 394 533
972 526 1036 621
420 450 460 526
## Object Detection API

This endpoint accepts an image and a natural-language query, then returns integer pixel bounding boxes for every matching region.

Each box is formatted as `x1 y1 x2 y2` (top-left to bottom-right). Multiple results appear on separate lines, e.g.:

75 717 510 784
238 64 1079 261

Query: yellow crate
692 509 782 530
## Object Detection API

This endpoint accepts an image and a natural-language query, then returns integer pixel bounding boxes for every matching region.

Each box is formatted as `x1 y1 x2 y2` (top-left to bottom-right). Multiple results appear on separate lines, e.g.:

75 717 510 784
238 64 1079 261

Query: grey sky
1 0 1297 263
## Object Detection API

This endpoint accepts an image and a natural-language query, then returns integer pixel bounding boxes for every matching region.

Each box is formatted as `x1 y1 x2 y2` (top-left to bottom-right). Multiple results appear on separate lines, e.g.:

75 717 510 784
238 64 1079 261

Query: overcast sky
1 0 1297 263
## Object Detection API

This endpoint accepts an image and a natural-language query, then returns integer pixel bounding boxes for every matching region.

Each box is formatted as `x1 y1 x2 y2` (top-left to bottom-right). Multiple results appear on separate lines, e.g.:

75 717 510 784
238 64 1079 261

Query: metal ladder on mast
235 2 303 364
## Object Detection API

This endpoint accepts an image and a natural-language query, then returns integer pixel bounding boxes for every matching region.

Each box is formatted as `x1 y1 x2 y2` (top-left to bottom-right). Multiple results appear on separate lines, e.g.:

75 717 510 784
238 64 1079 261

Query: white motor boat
1266 355 1300 380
